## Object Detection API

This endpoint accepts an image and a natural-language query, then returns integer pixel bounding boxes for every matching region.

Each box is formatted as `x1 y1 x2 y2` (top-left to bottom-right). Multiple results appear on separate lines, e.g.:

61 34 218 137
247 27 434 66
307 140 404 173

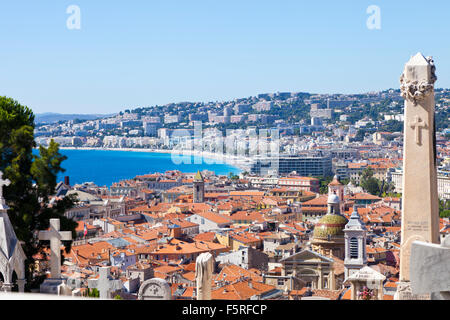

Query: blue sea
32 149 240 187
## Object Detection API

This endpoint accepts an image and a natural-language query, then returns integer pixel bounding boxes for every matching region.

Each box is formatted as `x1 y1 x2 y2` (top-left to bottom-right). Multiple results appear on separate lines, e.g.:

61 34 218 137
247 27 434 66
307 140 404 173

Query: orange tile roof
229 191 265 197
212 280 276 300
194 211 232 225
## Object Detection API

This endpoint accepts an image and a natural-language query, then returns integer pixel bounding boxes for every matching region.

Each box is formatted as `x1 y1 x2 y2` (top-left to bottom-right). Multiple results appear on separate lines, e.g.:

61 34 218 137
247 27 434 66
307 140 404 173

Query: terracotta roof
194 211 232 225
328 176 343 186
212 279 276 300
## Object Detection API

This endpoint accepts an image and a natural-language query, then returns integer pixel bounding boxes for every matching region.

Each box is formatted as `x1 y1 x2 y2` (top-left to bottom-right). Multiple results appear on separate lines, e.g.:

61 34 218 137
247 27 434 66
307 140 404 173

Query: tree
0 97 77 290
354 129 366 142
439 200 450 218
360 168 381 196
317 176 333 194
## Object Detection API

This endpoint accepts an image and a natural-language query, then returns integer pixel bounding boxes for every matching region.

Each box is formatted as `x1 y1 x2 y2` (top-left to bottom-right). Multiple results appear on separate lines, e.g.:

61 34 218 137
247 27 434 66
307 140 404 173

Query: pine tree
0 96 77 290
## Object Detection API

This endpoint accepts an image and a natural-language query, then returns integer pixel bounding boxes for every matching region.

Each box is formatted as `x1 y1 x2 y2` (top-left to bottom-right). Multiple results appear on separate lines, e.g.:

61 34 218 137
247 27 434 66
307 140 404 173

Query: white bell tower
344 205 367 280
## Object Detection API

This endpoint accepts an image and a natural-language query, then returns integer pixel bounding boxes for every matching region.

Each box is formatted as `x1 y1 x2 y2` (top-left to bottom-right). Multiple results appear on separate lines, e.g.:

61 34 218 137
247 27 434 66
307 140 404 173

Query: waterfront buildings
250 155 333 177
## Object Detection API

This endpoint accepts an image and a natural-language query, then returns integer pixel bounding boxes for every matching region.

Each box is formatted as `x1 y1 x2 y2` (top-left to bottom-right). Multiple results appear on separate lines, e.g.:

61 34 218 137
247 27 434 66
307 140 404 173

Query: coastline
57 147 250 172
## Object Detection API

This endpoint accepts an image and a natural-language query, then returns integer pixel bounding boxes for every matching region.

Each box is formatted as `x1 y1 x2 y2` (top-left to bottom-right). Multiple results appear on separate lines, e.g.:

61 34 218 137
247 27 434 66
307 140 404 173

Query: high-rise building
250 155 332 177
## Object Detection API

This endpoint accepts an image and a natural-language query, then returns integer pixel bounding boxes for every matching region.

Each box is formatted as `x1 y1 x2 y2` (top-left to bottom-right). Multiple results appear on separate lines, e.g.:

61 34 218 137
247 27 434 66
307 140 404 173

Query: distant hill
35 113 114 124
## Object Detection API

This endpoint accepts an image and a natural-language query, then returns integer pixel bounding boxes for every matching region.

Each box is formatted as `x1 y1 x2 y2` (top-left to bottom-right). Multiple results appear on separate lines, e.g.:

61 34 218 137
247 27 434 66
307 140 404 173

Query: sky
0 0 449 114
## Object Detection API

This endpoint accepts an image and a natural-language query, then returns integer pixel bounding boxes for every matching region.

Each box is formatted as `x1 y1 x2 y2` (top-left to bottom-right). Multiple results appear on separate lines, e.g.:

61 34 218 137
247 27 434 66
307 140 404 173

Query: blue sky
0 0 449 114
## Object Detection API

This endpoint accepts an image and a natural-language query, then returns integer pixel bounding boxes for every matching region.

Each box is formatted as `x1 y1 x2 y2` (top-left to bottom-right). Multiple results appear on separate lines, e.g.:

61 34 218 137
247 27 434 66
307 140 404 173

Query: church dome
327 193 340 204
313 213 348 239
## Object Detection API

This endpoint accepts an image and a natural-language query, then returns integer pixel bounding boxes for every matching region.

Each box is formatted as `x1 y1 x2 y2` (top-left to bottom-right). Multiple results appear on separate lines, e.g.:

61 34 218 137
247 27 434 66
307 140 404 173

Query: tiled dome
313 213 348 239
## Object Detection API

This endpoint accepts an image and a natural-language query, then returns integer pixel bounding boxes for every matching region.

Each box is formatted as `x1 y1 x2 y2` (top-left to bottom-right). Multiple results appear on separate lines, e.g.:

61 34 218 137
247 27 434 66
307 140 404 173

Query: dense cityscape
1 1 449 308
4 87 445 300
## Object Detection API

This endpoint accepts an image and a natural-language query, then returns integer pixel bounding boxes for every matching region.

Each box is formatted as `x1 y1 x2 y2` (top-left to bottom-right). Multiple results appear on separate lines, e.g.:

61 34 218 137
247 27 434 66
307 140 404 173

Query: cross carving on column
0 171 11 202
409 115 427 146
38 219 72 279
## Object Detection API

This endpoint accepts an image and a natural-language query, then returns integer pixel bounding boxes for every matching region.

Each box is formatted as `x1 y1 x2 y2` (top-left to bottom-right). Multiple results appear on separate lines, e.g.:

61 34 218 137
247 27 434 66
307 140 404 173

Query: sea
32 149 241 187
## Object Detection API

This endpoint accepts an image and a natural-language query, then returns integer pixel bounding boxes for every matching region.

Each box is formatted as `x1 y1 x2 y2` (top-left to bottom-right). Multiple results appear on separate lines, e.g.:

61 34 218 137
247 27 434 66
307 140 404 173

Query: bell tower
193 171 205 203
328 175 345 214
344 205 367 280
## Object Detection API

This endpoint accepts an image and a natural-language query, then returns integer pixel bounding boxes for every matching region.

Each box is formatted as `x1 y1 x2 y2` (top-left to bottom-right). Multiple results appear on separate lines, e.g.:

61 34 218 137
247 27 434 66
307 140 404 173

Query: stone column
16 279 26 293
317 265 323 290
350 283 357 300
378 282 384 300
395 53 440 300
195 253 214 300
1 283 14 292
329 267 335 290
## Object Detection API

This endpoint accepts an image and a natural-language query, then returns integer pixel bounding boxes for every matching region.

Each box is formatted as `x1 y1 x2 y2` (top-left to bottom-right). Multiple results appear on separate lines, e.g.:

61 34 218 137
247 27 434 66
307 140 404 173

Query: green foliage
114 294 123 300
228 172 239 180
435 105 450 131
0 96 77 290
86 288 100 298
439 200 450 218
359 167 394 196
362 177 381 195
354 129 366 142
317 176 333 194
379 120 403 133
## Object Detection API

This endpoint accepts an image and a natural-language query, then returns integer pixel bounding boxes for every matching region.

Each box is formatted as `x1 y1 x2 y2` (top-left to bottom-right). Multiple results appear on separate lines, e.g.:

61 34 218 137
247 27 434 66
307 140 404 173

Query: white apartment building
391 169 450 200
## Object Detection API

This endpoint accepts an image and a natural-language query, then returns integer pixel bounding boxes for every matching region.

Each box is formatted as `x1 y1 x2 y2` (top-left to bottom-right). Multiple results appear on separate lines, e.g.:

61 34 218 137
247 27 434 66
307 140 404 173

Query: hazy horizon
1 1 449 114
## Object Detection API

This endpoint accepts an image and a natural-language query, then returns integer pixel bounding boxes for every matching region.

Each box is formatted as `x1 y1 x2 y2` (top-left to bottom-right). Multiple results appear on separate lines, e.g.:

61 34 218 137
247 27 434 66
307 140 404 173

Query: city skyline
1 0 449 114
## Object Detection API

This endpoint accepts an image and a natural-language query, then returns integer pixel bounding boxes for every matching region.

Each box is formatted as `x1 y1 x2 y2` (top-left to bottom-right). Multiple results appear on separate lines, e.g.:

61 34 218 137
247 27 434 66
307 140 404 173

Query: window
277 279 285 286
350 237 359 259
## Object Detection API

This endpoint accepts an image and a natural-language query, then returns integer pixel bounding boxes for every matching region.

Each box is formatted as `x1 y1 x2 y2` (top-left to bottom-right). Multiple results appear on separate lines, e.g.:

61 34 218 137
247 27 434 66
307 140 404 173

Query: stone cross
409 115 427 145
88 267 122 299
410 235 450 300
396 53 440 299
195 252 214 300
0 171 10 206
38 219 72 279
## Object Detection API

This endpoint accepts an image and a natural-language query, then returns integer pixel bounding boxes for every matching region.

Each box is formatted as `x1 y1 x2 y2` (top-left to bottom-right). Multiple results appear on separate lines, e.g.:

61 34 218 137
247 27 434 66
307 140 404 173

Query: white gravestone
195 252 214 300
138 278 171 300
38 218 72 294
410 235 450 300
88 266 122 300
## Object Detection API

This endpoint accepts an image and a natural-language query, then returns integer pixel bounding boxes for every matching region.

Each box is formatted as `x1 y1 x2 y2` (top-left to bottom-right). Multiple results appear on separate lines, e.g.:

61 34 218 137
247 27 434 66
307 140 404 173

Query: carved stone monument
0 171 27 292
195 252 214 300
410 235 450 300
88 266 122 300
395 53 441 300
137 278 171 300
38 218 72 294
